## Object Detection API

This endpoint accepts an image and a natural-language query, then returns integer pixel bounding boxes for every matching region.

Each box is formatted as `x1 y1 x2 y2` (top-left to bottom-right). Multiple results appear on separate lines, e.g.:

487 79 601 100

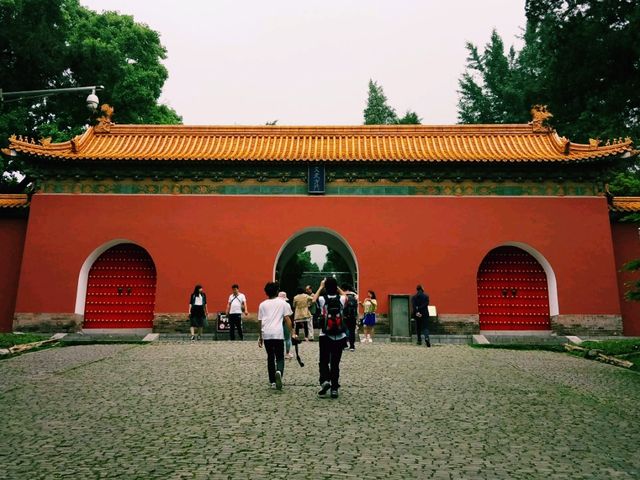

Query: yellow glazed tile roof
3 124 635 163
610 197 640 213
0 194 29 208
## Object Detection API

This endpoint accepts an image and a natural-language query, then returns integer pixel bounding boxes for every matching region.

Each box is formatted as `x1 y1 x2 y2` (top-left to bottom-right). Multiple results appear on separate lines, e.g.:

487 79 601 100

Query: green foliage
580 339 640 356
457 30 530 125
279 249 320 300
458 2 640 143
363 80 421 125
322 247 350 274
397 111 422 125
458 2 640 195
608 166 640 196
0 333 50 348
0 0 181 190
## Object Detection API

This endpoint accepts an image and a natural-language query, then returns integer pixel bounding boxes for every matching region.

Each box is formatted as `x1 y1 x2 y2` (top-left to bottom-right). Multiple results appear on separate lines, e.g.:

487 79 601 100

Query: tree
363 80 422 125
457 30 530 125
457 1 640 195
458 2 640 143
279 249 320 300
397 111 422 125
321 248 353 288
0 0 181 190
363 80 398 125
524 0 640 143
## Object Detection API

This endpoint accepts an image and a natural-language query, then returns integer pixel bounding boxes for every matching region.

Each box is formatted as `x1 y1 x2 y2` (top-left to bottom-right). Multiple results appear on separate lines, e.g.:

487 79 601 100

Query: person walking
412 284 431 347
293 287 313 341
278 291 294 359
313 277 347 398
361 290 377 343
188 284 208 341
258 282 295 390
342 284 359 351
226 284 248 340
305 285 316 341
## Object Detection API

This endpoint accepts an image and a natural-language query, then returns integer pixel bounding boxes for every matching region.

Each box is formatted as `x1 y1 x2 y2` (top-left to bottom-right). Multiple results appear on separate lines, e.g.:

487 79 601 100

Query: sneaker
190 335 195 341
275 371 283 390
349 347 355 352
360 338 367 343
330 389 339 399
318 381 331 397
270 383 277 389
368 337 373 343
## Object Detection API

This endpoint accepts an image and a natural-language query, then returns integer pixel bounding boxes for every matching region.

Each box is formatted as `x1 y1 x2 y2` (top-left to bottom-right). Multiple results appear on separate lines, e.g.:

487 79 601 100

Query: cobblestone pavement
1 341 639 479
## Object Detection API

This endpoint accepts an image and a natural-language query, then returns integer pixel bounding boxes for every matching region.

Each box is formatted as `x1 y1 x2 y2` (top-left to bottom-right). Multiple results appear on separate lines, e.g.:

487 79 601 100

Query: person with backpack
312 277 347 399
341 284 359 352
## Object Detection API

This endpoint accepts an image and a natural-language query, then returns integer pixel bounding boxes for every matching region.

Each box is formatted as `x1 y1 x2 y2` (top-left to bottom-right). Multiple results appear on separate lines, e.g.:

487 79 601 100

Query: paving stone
0 342 638 479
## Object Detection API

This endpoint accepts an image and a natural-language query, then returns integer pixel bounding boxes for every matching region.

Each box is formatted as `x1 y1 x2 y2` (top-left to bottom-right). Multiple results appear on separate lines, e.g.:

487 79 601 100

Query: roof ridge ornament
529 105 553 133
95 104 114 133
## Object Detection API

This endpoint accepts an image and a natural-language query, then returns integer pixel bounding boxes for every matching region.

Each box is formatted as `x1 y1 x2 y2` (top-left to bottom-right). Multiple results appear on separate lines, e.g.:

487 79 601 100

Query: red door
84 244 157 329
477 246 550 331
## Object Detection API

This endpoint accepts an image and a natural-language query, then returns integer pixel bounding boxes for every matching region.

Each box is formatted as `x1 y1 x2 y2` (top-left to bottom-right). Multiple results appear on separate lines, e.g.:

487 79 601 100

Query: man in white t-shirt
226 284 248 340
258 282 296 390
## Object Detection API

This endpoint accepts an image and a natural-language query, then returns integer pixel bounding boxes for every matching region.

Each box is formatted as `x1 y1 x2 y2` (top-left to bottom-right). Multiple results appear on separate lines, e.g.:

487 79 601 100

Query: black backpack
322 294 344 335
343 293 358 320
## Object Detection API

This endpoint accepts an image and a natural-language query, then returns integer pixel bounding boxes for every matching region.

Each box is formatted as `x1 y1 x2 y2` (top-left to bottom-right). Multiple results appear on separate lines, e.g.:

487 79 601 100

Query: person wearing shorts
361 290 377 343
189 284 208 341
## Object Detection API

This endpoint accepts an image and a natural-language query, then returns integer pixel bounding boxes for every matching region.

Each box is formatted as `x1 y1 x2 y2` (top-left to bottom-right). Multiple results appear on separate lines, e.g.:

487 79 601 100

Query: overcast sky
80 0 526 126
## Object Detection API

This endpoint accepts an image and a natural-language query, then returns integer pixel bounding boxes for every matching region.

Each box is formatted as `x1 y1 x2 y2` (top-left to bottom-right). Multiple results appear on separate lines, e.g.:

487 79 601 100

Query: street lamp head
86 89 99 111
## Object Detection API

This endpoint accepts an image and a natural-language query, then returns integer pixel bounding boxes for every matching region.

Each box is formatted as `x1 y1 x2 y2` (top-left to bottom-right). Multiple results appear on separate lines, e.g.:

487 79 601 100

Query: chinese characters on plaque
308 165 325 194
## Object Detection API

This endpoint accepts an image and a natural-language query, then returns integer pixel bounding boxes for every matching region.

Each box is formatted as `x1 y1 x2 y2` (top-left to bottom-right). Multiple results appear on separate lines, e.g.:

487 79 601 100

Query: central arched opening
274 228 358 299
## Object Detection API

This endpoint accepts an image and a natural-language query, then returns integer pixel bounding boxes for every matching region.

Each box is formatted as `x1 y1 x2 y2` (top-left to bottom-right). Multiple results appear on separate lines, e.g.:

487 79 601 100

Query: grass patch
579 339 640 356
0 333 51 349
578 339 640 372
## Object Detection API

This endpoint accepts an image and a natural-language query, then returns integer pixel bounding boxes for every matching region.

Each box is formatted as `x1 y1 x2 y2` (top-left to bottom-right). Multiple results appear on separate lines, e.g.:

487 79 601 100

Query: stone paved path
0 341 639 479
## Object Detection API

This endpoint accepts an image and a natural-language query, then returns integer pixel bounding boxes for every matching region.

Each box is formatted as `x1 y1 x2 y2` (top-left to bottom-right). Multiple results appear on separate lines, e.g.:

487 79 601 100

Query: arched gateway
82 243 157 329
274 227 358 291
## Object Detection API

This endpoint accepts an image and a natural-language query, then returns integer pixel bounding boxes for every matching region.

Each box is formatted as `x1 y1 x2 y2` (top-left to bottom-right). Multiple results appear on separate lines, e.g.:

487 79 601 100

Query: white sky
80 0 525 126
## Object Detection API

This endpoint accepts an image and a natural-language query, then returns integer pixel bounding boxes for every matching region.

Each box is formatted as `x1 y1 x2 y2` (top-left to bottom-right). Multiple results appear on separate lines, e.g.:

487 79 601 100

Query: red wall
0 218 28 332
611 223 640 335
15 194 621 319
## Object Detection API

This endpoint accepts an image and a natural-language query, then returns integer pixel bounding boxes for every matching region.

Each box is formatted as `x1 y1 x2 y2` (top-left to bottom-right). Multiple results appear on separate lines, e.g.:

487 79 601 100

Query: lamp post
0 85 104 111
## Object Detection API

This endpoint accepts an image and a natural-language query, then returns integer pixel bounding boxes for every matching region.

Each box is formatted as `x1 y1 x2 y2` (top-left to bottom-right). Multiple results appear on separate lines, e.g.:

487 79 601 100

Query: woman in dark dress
189 284 208 341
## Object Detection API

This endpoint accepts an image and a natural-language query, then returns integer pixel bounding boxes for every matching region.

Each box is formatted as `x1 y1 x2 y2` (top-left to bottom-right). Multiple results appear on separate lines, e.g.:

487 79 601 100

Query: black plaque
308 165 325 194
